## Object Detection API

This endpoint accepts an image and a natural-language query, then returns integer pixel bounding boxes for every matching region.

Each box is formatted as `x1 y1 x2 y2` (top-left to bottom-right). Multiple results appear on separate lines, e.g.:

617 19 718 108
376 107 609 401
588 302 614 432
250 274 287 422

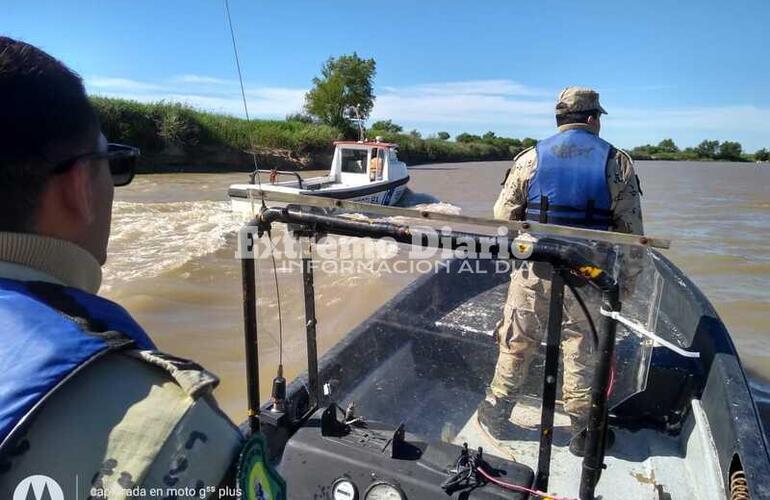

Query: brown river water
102 161 770 427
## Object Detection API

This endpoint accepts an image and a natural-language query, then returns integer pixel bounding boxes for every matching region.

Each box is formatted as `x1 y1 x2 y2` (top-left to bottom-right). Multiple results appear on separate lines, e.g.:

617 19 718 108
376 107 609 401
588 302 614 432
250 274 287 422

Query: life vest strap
529 203 612 215
0 279 153 457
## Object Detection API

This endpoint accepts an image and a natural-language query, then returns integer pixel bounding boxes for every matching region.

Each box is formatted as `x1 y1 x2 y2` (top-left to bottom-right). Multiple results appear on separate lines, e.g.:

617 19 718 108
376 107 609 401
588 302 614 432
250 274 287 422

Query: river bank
94 97 766 172
94 97 518 172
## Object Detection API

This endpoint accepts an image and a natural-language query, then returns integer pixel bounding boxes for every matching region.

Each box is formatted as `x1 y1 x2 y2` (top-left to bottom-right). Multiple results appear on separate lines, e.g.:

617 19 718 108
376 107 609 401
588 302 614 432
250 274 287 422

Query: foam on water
331 188 462 226
398 187 462 215
102 200 242 291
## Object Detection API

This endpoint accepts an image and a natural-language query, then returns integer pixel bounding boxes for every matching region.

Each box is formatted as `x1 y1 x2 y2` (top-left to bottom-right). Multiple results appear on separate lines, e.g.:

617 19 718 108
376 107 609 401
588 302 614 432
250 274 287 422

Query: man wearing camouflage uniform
478 87 644 456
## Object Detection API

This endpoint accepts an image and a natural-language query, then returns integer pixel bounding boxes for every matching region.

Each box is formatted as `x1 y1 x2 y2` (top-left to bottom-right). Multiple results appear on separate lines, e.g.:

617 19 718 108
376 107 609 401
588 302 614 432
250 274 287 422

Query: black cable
224 0 269 204
564 280 599 351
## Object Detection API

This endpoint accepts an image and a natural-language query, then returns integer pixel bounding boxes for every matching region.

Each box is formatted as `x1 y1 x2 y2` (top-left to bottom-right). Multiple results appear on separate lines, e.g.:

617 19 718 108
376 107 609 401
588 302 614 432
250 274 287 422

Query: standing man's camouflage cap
555 87 607 116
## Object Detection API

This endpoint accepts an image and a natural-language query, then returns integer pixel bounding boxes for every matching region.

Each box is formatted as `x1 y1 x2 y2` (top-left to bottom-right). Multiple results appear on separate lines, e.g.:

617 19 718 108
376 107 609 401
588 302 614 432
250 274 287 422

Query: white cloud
371 80 554 132
87 77 166 91
372 81 770 149
172 74 234 86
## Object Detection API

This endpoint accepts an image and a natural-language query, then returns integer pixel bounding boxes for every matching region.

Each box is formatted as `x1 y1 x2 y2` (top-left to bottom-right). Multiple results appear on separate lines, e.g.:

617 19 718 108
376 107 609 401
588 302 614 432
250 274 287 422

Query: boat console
275 405 534 499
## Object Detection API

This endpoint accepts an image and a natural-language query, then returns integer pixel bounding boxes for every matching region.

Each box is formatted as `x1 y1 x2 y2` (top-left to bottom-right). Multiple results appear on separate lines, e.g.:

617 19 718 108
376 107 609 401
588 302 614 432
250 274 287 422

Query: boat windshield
340 148 368 174
243 202 690 463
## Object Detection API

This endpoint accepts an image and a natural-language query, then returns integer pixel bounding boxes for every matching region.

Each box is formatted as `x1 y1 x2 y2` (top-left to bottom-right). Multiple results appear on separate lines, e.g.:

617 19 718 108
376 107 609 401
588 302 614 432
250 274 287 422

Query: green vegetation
92 97 768 171
368 128 528 164
370 120 403 133
627 138 761 161
92 97 340 170
304 53 376 135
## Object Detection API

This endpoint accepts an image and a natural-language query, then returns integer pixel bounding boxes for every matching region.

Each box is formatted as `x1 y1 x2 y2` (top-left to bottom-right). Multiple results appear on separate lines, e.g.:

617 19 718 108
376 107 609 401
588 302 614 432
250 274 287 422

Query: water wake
102 200 242 289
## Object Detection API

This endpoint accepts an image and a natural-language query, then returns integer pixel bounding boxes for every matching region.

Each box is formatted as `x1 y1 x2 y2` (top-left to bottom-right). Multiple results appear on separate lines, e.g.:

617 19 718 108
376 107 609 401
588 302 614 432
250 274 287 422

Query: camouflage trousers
488 262 597 422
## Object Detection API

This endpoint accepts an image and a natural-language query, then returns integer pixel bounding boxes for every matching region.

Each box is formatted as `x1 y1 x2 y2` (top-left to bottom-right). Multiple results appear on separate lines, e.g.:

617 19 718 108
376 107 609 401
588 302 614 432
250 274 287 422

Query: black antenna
224 0 266 201
225 0 285 432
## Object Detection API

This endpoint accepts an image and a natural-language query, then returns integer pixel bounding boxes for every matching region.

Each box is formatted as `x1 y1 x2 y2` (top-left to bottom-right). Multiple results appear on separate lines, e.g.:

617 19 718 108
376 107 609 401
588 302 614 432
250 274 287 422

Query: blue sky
5 0 770 150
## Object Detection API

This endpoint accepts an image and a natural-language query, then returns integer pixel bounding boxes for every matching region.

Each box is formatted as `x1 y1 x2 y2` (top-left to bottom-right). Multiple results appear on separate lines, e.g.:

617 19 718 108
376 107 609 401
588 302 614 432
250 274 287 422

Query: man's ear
586 114 601 133
54 160 95 225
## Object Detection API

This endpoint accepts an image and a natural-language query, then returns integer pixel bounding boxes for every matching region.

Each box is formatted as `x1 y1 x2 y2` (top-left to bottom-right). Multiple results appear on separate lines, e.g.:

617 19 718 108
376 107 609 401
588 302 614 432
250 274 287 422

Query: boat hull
229 176 409 212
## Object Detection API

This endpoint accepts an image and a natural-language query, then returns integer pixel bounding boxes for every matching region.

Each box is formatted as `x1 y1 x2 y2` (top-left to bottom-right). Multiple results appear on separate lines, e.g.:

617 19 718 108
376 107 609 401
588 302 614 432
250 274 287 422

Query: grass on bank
92 97 339 157
91 97 522 168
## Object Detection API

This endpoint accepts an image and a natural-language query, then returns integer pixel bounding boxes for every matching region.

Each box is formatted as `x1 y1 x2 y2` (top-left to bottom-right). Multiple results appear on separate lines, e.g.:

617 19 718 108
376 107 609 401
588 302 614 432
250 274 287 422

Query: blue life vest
527 129 613 230
0 278 155 455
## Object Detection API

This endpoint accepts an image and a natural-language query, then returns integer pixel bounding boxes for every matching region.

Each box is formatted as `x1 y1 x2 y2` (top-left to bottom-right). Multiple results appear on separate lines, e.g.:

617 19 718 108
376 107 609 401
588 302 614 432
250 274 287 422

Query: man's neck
557 123 598 134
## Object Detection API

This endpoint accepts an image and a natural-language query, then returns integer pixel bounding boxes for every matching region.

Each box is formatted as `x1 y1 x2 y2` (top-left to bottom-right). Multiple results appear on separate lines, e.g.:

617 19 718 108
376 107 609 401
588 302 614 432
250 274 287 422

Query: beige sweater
0 233 242 500
0 231 101 292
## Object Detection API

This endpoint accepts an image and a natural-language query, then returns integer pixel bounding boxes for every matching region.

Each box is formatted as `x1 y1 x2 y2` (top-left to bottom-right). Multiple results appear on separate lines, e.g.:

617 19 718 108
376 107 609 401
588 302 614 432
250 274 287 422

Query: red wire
476 465 577 500
607 354 616 397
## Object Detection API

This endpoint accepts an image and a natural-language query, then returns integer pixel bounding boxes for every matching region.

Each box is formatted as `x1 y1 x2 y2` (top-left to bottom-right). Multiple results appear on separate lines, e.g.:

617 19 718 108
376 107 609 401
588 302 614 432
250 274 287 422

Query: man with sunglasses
0 37 242 497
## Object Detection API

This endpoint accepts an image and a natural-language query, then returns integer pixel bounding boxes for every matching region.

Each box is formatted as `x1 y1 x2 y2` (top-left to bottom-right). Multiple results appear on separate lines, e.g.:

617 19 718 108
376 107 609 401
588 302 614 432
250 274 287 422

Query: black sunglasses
52 143 140 187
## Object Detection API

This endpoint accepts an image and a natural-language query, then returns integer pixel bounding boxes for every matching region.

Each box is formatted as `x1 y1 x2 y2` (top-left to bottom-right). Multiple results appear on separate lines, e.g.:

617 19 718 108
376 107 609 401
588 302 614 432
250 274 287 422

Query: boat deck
454 398 720 500
336 278 725 499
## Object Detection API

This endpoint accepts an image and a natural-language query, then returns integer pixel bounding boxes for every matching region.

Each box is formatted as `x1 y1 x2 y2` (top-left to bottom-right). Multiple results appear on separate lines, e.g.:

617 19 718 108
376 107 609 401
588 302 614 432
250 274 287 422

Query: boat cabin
331 140 406 184
228 140 410 210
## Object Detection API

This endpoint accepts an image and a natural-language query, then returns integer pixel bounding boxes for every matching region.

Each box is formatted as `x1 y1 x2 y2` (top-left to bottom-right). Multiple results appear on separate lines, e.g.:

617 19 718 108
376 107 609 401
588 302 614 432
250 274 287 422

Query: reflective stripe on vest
527 129 613 230
0 278 155 453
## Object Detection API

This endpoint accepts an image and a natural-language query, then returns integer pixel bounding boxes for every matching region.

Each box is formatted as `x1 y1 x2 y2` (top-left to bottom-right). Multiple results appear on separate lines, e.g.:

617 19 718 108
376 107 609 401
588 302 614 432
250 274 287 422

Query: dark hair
0 36 99 232
555 110 599 127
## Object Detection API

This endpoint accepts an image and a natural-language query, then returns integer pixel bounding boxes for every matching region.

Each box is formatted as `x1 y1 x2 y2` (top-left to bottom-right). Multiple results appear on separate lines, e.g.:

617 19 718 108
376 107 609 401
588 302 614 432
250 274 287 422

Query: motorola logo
13 475 65 500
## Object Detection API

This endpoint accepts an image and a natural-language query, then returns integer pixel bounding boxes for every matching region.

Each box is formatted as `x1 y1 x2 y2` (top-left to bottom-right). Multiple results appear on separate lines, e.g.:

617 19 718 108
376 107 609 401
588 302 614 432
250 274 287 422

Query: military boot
476 395 517 441
568 417 615 457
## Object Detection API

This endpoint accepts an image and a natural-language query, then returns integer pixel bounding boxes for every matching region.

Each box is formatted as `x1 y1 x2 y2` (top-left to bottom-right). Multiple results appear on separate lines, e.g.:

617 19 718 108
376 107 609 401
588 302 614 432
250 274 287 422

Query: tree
436 131 450 141
304 53 376 134
370 119 402 133
695 140 720 159
657 138 679 153
681 147 700 160
455 133 482 143
408 129 422 139
522 137 537 149
718 141 743 161
285 112 314 123
482 131 497 143
754 148 769 161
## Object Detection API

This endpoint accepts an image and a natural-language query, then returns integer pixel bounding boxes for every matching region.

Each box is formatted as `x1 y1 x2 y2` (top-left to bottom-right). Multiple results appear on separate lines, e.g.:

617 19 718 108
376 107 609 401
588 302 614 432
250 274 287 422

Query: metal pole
241 254 261 434
579 287 620 499
301 237 320 411
535 269 565 491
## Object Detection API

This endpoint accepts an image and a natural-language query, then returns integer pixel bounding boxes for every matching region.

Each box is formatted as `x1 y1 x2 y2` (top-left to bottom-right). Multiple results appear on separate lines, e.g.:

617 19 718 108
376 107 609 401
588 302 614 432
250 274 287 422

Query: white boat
228 140 410 212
